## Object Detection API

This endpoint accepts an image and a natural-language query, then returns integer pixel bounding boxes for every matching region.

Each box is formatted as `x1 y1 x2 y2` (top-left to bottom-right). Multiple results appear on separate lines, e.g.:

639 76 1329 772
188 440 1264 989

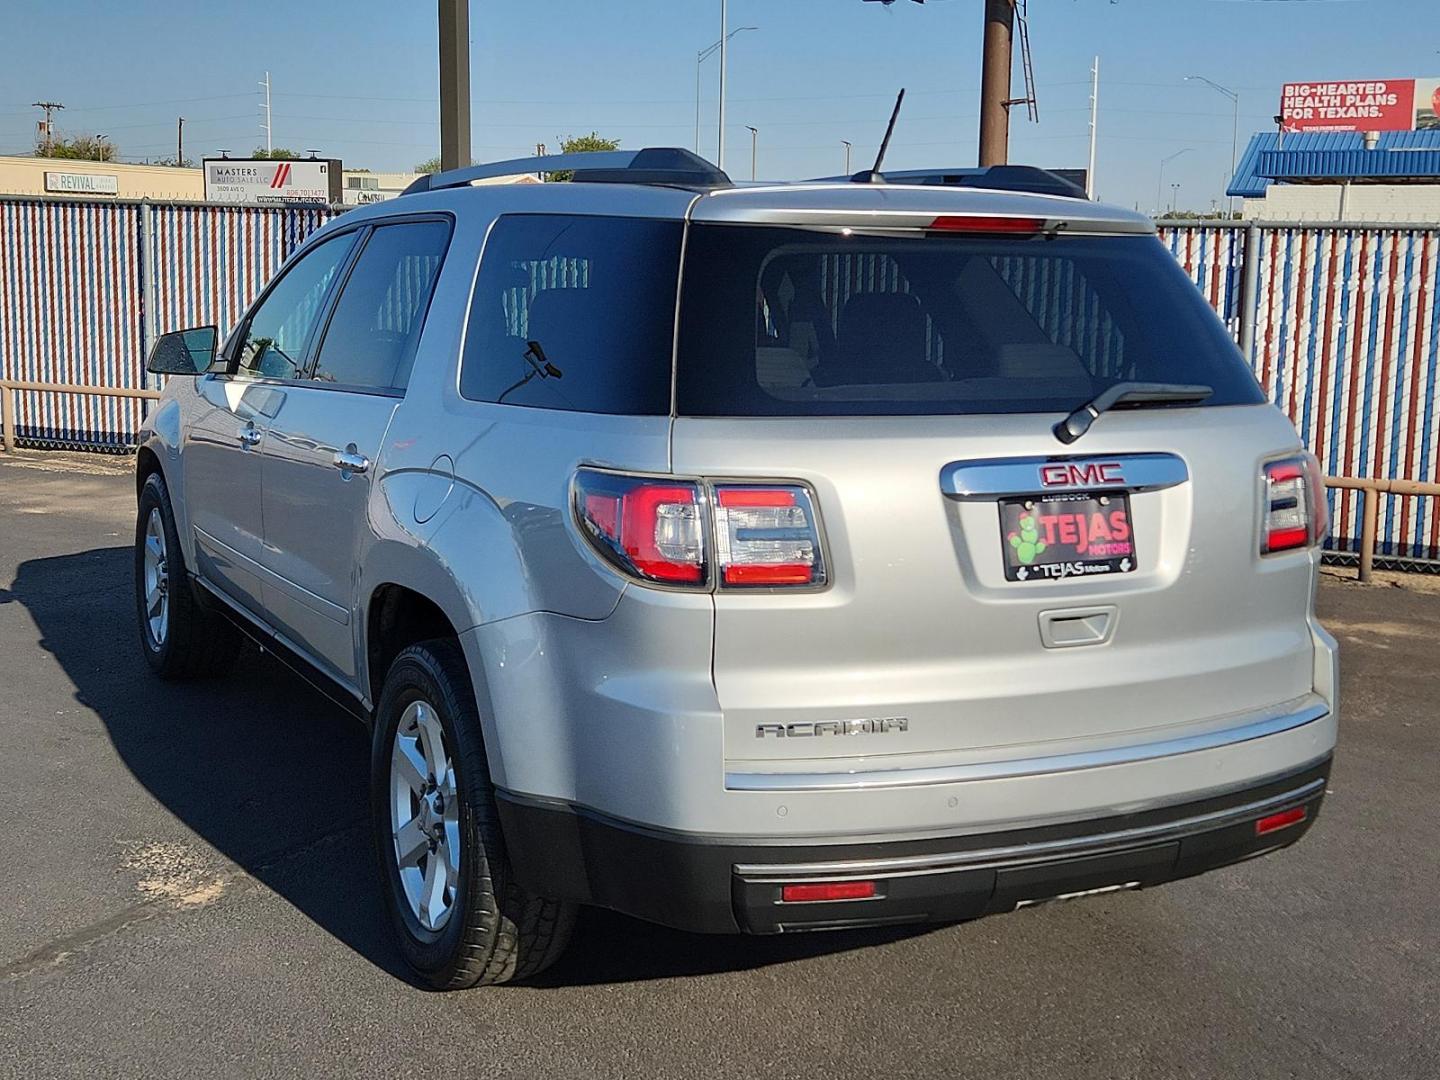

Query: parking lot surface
1 452 1437 1080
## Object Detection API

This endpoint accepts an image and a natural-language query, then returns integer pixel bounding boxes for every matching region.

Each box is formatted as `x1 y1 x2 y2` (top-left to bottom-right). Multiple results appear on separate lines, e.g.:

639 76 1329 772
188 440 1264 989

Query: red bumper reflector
1265 526 1310 552
1255 805 1307 837
781 881 877 903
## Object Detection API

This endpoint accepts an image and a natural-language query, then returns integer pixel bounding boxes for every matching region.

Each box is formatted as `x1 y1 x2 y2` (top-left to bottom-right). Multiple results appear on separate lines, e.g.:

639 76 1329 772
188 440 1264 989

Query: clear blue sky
2 0 1436 211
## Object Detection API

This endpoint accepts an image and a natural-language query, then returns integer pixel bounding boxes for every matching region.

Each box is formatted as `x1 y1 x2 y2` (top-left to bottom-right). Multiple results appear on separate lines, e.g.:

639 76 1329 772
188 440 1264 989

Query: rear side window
675 225 1265 416
310 220 451 390
460 214 683 414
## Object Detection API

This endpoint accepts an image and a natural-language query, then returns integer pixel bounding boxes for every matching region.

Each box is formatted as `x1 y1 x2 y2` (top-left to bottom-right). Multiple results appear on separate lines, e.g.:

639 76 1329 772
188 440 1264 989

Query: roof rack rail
809 164 1089 200
403 147 731 195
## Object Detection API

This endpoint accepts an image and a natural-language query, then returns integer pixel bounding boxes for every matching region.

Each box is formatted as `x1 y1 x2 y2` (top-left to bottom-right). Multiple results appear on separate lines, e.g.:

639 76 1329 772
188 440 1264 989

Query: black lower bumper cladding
497 757 1330 935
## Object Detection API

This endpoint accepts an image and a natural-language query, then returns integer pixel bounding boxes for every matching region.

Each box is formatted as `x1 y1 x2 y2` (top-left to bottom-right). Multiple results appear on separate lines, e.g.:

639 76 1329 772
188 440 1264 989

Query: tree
414 156 442 175
251 147 301 160
545 132 620 182
35 135 117 162
150 155 195 168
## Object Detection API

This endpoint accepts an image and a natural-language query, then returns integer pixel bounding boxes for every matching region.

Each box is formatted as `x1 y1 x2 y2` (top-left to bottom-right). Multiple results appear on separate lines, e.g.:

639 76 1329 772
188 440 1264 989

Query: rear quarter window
675 225 1265 417
460 214 683 415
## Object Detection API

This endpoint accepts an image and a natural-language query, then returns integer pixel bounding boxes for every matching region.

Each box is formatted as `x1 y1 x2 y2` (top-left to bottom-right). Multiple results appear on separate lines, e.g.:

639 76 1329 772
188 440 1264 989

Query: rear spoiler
807 165 1089 200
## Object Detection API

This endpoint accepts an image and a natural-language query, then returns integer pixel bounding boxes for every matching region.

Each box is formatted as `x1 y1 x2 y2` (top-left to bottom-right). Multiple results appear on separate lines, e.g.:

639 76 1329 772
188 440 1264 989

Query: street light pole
718 0 728 170
1156 147 1193 218
1171 182 1180 214
695 25 757 158
746 125 757 180
841 140 852 174
1186 74 1239 217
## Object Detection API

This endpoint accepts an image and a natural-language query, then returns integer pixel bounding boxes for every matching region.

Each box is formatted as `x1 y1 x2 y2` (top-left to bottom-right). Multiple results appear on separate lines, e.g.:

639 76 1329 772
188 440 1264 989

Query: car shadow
7 545 938 988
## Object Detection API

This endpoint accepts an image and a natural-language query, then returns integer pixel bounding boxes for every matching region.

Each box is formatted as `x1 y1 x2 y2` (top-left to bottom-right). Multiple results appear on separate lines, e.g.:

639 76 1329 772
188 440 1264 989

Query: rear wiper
1054 381 1213 444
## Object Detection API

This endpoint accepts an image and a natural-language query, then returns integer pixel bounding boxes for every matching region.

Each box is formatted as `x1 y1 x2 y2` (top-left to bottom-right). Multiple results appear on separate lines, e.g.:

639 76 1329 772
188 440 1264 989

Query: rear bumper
497 755 1330 934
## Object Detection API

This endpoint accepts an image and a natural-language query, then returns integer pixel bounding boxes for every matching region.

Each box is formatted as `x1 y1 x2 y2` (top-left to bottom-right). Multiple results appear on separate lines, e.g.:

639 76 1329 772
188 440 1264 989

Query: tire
371 639 575 989
134 472 239 680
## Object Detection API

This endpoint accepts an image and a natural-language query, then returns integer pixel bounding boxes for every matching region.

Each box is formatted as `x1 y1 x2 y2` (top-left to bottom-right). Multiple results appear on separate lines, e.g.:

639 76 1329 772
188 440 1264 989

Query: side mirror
147 326 218 376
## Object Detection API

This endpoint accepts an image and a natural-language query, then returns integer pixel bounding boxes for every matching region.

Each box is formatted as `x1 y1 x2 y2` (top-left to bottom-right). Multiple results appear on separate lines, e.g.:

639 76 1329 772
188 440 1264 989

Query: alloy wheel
389 699 461 932
142 508 170 647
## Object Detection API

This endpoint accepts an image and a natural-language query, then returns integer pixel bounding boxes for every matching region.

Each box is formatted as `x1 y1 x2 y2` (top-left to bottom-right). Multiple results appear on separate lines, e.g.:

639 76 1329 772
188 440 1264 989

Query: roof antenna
852 88 905 184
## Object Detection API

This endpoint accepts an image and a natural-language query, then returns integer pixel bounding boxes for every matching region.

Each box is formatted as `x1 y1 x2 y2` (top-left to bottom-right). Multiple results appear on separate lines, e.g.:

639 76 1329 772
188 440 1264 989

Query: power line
0 93 254 116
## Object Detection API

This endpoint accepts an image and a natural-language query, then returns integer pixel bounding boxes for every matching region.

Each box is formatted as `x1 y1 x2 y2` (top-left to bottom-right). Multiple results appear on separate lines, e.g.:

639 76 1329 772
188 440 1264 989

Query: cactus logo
1007 514 1047 564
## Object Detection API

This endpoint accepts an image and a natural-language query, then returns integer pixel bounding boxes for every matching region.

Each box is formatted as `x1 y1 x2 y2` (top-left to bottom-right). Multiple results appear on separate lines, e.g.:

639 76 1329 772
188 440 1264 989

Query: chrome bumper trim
734 774 1327 879
724 701 1329 793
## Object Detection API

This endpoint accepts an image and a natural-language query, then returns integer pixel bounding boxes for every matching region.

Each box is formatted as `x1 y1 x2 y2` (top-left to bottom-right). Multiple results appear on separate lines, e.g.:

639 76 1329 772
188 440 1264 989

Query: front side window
460 214 683 415
310 220 451 390
235 232 356 379
676 225 1265 417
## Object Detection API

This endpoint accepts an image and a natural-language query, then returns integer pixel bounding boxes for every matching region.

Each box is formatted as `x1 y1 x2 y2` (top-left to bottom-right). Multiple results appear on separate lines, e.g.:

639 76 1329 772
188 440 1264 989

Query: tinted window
675 225 1265 416
236 233 356 379
310 220 451 390
460 214 682 414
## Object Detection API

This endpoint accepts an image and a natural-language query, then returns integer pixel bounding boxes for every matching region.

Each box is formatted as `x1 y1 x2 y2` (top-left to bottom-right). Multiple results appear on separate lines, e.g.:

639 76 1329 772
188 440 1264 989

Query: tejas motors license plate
999 492 1137 582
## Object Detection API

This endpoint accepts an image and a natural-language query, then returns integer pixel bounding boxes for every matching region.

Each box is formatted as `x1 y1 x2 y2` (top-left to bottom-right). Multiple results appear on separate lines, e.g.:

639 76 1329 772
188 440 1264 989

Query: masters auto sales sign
202 158 338 206
1281 79 1440 133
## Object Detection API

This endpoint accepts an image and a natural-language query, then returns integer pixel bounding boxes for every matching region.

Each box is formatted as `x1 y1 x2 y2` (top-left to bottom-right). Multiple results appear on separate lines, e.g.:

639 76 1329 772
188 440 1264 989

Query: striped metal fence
1160 222 1440 563
0 196 336 451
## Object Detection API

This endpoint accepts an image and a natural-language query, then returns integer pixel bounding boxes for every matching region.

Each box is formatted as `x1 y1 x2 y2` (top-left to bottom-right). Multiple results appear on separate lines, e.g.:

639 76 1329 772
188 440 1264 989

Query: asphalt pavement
1 451 1437 1080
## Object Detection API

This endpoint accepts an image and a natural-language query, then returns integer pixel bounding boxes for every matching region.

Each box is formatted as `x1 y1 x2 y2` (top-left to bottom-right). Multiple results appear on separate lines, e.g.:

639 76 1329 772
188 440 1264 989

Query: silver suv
134 148 1338 989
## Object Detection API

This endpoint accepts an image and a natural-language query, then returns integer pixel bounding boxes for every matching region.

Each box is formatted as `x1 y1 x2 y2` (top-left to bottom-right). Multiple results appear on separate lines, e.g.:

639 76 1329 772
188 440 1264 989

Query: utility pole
1086 56 1099 198
717 0 728 170
259 72 273 154
31 101 64 154
842 139 852 174
978 0 1014 166
746 125 757 180
438 0 472 170
177 116 185 166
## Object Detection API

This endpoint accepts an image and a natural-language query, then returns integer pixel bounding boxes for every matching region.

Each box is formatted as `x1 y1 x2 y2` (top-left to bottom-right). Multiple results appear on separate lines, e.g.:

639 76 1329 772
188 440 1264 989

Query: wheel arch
366 582 463 707
135 444 164 497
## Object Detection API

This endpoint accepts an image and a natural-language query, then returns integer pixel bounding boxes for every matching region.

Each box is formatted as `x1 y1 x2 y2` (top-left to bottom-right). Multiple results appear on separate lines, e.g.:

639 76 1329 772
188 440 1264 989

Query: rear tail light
1262 453 1326 554
714 485 825 587
574 470 826 590
575 471 705 584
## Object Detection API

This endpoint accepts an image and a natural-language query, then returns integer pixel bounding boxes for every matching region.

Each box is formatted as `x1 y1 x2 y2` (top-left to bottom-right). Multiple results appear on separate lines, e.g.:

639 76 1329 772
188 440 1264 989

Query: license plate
1000 492 1137 582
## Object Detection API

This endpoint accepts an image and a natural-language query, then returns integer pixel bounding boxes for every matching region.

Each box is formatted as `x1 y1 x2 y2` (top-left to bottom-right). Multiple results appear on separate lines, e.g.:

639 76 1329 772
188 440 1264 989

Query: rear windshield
674 225 1264 417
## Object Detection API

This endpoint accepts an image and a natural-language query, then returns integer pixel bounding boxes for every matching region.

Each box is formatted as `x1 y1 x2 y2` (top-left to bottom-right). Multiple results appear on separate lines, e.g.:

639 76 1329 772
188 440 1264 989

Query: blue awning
1257 148 1440 182
1228 130 1440 197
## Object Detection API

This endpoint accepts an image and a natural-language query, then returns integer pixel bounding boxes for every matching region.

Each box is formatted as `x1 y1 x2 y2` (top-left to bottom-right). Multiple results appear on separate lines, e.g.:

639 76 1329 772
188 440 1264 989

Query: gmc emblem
1040 462 1124 488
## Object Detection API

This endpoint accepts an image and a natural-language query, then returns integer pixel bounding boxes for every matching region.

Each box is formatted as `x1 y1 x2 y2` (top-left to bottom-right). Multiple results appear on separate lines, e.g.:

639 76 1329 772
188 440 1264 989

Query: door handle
239 426 262 448
333 449 371 475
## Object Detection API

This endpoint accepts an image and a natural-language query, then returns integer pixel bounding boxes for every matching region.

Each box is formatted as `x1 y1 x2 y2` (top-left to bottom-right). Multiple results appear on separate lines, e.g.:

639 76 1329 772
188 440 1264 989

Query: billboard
202 158 342 206
1281 79 1440 133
